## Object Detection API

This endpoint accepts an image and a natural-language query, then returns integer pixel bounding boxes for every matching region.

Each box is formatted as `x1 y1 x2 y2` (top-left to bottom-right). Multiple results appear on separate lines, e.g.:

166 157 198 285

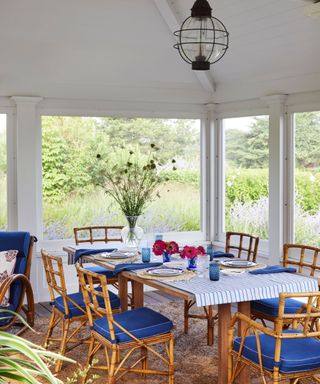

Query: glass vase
162 251 172 263
121 216 144 249
187 256 198 270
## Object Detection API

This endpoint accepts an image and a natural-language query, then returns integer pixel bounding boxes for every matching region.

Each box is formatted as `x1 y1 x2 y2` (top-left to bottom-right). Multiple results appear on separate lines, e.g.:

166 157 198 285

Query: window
294 111 320 246
42 116 201 240
0 114 6 230
222 116 269 239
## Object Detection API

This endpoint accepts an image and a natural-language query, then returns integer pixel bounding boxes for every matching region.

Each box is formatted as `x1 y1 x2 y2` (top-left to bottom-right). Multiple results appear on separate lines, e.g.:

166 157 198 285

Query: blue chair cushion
0 304 15 326
0 232 31 310
54 288 120 319
92 307 173 344
234 330 320 373
84 266 118 279
252 298 304 317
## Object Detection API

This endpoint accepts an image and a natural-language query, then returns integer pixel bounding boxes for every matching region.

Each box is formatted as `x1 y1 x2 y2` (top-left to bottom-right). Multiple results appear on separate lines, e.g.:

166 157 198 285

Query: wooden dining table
63 245 319 384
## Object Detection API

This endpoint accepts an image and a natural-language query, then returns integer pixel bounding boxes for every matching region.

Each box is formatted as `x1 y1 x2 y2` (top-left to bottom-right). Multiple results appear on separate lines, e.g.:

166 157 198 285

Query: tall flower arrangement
95 145 176 246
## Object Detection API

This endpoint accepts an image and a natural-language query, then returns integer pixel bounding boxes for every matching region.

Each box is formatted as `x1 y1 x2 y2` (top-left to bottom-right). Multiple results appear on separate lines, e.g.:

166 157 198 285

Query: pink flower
166 241 179 255
153 240 166 256
180 245 198 259
197 246 206 256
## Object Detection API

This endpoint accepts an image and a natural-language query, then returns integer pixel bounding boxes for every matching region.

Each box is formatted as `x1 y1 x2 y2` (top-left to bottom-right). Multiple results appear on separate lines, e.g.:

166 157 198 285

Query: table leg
218 303 231 384
238 301 251 383
118 274 128 311
132 280 144 308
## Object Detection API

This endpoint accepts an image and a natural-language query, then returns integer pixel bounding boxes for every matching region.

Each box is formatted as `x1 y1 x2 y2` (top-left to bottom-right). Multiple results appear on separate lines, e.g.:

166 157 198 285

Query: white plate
221 260 256 268
221 269 245 276
98 251 135 259
146 267 184 277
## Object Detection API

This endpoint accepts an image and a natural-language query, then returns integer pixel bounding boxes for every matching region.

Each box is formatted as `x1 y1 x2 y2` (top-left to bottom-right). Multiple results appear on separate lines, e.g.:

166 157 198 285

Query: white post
204 104 216 242
11 96 43 303
261 95 287 264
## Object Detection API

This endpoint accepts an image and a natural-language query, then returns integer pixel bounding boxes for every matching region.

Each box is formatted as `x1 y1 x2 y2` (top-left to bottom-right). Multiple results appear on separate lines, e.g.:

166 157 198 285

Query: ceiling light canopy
174 0 229 71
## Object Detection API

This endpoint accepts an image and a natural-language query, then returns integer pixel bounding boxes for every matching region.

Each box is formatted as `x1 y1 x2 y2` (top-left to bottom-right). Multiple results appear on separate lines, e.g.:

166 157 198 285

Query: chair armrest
0 274 34 308
231 311 275 337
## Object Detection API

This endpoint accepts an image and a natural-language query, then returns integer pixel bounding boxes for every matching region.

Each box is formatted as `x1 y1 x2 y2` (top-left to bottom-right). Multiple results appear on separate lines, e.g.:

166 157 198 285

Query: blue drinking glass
155 234 163 241
209 260 220 281
207 244 214 261
141 247 151 263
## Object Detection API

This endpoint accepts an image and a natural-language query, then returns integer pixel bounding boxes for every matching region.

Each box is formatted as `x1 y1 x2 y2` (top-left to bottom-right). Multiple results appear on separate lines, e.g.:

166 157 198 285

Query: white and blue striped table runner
164 272 318 307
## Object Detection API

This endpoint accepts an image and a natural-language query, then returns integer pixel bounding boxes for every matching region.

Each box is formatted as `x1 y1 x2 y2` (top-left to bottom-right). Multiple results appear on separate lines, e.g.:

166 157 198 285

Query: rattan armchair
251 243 320 327
0 232 36 334
77 265 175 384
184 231 259 346
229 292 320 383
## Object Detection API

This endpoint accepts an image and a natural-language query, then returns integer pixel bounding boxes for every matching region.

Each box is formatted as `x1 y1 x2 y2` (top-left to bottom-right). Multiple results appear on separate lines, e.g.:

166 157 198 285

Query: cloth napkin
114 262 163 273
249 265 297 275
210 251 235 261
74 248 116 263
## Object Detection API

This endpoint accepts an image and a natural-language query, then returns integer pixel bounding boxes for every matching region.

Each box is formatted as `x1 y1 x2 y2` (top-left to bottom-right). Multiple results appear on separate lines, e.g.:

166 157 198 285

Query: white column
202 104 216 241
11 96 43 303
261 95 287 264
11 96 42 234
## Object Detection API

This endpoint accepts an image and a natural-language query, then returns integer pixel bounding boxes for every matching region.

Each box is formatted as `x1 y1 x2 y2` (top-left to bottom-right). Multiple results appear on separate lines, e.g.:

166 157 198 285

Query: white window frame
38 109 208 253
214 109 270 254
285 103 320 246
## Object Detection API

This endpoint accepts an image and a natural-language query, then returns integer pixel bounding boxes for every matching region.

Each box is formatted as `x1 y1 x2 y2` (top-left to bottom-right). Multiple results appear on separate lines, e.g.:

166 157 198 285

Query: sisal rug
23 301 317 384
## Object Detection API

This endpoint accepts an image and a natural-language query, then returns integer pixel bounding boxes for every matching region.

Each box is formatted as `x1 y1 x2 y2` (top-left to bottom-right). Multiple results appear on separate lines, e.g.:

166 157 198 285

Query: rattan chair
73 225 123 285
184 231 260 346
41 249 121 372
229 291 320 383
73 225 123 245
0 232 36 334
251 243 320 327
77 265 175 384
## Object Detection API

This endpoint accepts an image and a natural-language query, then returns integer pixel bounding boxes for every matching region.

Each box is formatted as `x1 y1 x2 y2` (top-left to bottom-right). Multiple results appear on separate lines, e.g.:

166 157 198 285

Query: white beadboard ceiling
0 0 319 104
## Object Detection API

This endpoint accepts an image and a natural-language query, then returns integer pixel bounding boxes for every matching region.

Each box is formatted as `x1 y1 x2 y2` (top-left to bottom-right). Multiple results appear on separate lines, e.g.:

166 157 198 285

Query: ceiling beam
153 0 216 93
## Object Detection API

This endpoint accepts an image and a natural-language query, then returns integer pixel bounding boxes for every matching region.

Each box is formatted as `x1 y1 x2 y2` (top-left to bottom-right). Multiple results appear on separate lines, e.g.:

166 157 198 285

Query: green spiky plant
0 310 75 384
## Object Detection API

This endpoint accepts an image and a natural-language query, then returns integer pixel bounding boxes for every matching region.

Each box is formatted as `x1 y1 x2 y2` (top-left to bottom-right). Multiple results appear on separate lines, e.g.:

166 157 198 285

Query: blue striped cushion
92 307 173 344
234 331 320 373
0 304 15 326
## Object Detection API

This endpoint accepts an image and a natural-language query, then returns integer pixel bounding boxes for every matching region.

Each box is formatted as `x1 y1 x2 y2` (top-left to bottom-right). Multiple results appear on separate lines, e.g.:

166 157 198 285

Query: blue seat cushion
84 266 118 279
252 298 304 317
0 232 31 310
92 307 173 344
0 304 15 326
234 330 320 373
54 287 120 319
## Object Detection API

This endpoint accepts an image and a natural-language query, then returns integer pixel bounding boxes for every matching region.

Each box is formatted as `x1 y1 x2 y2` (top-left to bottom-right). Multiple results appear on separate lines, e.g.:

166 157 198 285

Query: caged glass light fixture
174 0 229 71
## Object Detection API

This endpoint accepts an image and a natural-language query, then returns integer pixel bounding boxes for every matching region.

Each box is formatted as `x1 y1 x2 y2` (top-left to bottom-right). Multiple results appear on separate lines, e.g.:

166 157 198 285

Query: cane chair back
41 250 86 318
77 266 118 339
226 231 259 262
229 292 320 383
283 243 320 277
73 226 123 245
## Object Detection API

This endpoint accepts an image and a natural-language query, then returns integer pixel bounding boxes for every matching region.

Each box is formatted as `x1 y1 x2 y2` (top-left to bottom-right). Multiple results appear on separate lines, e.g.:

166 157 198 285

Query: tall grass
43 183 200 239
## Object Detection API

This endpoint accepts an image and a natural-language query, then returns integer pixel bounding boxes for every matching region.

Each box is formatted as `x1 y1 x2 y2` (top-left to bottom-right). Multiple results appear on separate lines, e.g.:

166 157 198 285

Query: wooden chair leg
207 305 214 346
108 347 117 384
82 337 95 384
43 311 56 349
184 300 189 334
168 336 175 384
141 346 148 378
55 319 70 372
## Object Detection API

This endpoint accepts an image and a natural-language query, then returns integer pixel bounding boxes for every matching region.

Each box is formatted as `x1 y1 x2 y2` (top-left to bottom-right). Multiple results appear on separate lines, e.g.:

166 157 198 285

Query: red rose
197 246 206 256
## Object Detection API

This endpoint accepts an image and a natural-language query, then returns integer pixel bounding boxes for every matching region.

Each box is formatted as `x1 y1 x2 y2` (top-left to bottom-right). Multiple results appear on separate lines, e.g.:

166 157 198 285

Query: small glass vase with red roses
152 240 179 263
